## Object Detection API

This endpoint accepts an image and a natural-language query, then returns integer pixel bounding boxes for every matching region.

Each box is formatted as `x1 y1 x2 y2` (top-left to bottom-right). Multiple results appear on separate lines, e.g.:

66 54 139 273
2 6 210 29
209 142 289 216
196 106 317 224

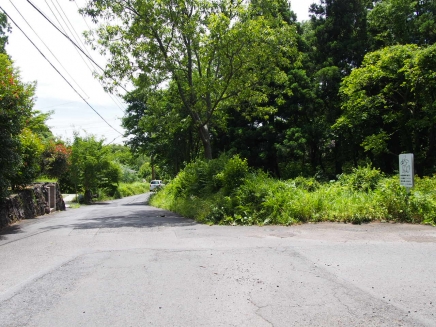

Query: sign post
399 153 414 193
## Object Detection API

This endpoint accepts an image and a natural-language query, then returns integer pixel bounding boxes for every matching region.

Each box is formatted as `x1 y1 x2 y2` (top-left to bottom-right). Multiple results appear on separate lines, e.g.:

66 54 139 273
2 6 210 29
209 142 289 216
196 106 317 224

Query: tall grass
93 182 149 201
150 156 436 226
117 182 149 197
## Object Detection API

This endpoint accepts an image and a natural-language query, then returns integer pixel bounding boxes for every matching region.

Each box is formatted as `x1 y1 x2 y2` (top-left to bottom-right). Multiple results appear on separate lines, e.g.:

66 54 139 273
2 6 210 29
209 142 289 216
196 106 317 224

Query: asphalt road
0 193 435 327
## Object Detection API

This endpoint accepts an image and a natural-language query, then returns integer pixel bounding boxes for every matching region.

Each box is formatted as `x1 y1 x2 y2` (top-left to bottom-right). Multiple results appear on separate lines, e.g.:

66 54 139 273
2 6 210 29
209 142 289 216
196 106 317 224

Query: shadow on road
42 208 197 231
0 225 24 240
121 202 148 207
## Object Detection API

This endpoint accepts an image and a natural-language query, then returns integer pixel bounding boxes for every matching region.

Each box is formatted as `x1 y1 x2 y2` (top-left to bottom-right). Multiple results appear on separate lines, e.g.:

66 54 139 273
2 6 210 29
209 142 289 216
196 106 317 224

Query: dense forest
79 0 435 180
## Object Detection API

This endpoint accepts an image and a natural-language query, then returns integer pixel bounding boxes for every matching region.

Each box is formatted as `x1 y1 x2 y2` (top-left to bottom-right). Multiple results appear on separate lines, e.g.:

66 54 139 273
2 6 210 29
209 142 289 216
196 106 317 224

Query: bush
120 165 140 183
338 165 383 192
0 54 35 199
167 155 228 198
118 182 149 197
11 128 44 190
150 160 436 226
292 176 320 192
218 155 249 195
375 177 409 222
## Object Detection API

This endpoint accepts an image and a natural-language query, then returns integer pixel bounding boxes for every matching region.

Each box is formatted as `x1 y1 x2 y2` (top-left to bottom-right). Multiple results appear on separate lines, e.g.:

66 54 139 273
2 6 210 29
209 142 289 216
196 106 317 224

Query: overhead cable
72 0 128 113
44 0 95 75
47 0 127 113
26 0 129 94
0 7 124 136
8 0 90 99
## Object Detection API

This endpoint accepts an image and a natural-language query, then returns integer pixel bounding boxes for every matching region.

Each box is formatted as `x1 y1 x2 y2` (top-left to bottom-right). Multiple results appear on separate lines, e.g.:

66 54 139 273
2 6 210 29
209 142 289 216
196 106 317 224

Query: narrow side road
0 193 435 326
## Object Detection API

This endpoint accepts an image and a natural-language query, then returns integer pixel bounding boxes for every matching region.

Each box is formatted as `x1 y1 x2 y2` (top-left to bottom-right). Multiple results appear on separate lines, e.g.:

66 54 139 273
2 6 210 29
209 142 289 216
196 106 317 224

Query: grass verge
150 156 436 226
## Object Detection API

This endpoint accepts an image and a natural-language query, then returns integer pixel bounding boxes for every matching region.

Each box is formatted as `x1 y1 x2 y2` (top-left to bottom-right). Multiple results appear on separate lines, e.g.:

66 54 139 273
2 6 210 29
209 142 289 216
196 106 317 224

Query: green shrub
375 177 409 222
150 157 436 226
292 176 320 192
219 155 249 195
338 165 383 192
11 128 44 190
409 177 436 225
166 154 231 199
118 182 148 198
120 165 140 183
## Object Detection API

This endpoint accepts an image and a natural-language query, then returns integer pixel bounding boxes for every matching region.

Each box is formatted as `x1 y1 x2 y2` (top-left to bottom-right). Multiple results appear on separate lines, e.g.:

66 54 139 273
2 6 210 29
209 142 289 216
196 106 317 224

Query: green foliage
26 110 53 141
336 44 436 175
138 162 153 181
166 156 226 199
123 89 199 177
0 54 35 199
0 12 10 54
41 141 71 179
82 0 298 159
338 165 383 192
217 155 249 195
117 182 149 198
10 128 44 190
292 176 320 192
119 164 140 183
151 158 436 226
58 0 435 186
68 134 121 203
368 0 436 48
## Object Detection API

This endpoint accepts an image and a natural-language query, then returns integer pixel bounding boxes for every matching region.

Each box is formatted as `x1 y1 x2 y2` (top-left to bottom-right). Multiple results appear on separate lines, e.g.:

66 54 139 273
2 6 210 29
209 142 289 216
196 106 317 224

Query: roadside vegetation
2 2 436 223
0 13 158 205
151 156 436 226
56 139 157 204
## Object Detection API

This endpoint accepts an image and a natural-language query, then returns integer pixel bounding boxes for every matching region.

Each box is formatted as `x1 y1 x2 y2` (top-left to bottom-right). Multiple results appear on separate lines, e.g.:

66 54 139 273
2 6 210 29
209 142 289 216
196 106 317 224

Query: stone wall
0 183 65 229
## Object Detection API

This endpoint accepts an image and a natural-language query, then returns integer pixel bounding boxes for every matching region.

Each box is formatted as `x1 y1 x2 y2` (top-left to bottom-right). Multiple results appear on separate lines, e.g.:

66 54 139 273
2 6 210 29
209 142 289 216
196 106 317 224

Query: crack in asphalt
248 296 274 327
285 246 430 327
0 229 51 247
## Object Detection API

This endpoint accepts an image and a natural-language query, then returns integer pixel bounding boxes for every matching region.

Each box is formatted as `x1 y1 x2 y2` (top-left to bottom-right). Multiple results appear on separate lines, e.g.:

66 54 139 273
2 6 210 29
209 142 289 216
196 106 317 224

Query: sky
2 0 317 145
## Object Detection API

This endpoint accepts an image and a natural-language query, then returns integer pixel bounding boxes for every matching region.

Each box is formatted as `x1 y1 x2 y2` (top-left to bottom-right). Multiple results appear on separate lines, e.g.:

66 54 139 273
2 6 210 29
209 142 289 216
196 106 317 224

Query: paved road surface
0 193 435 326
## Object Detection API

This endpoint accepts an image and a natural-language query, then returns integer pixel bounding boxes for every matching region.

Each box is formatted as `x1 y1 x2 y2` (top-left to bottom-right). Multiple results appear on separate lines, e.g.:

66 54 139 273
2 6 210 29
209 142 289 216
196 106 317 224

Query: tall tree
334 44 436 175
207 0 307 176
122 86 200 176
368 0 436 49
305 0 372 174
81 0 297 159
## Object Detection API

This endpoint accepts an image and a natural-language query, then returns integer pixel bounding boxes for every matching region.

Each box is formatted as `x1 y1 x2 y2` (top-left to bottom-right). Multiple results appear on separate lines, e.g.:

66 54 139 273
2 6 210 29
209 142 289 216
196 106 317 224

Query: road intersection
1 193 435 326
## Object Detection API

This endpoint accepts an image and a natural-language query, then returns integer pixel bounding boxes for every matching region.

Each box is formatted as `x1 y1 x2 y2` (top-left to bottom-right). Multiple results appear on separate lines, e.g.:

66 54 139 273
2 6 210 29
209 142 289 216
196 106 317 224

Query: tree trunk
198 124 212 160
151 155 156 180
84 189 93 204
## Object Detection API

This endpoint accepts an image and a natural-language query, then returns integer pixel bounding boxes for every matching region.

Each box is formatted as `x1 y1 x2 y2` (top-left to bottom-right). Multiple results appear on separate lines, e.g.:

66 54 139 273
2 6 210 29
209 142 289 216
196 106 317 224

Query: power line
106 92 127 113
53 0 91 58
44 0 95 75
73 0 92 31
26 0 129 94
8 0 90 99
45 0 127 113
54 0 127 113
111 93 127 110
0 7 124 136
50 119 121 129
105 135 123 145
35 101 77 110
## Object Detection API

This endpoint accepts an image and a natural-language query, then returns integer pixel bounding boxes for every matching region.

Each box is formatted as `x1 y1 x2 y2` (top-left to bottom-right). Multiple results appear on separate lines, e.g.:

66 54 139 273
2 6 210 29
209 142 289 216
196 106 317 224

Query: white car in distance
149 180 164 191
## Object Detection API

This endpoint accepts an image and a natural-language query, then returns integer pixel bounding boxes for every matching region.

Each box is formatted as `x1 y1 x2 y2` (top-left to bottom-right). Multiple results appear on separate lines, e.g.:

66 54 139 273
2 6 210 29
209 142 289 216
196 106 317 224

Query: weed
150 159 436 226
